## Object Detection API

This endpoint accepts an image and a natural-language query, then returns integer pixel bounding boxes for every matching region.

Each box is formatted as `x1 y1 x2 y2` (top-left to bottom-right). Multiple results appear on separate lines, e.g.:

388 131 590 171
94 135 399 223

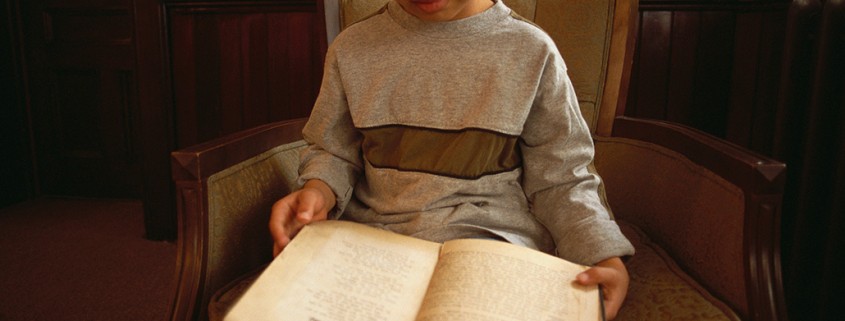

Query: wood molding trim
746 193 789 321
169 184 205 321
640 0 790 11
597 0 639 136
163 0 322 149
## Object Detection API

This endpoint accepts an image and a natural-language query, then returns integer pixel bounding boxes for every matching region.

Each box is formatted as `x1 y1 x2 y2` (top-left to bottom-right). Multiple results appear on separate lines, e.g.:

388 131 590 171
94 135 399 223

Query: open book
225 220 603 321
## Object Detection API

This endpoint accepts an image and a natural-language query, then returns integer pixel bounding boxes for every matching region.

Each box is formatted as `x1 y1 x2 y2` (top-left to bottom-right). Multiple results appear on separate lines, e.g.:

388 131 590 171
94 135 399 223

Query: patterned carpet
0 197 176 321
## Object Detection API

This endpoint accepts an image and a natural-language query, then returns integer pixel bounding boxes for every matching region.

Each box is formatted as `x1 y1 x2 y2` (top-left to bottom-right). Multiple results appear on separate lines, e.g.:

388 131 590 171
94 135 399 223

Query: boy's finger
576 266 613 285
295 209 313 224
295 189 326 224
273 236 291 257
269 205 293 237
269 196 306 253
602 289 624 320
270 196 299 226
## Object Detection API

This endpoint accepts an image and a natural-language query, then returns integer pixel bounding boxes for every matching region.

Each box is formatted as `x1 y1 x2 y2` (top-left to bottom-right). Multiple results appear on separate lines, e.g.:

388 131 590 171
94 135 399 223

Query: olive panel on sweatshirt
360 125 522 179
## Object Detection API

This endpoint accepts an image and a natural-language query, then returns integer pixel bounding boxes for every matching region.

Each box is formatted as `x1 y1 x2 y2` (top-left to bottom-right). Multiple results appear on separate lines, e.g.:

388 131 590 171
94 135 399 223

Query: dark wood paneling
8 0 324 239
665 11 698 123
628 0 789 143
689 10 736 137
1 0 35 208
142 0 323 239
630 10 672 119
135 0 175 240
726 10 787 155
166 1 323 149
21 0 144 198
773 4 820 290
778 1 845 320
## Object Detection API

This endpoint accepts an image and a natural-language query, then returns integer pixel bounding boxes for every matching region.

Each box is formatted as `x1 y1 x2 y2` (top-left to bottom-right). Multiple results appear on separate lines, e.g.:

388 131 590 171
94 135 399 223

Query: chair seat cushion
616 220 740 321
208 221 740 321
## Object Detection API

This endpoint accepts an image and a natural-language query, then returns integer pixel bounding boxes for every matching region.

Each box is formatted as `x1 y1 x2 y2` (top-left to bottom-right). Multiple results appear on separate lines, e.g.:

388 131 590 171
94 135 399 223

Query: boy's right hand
269 180 335 256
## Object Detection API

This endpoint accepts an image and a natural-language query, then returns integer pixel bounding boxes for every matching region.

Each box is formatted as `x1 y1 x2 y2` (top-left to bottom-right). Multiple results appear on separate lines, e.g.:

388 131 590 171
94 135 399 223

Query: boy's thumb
576 270 598 285
295 191 319 223
296 210 313 223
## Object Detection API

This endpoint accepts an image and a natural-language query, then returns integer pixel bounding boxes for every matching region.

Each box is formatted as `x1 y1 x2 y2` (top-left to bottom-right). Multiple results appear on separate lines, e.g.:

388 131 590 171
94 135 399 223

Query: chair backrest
325 0 639 136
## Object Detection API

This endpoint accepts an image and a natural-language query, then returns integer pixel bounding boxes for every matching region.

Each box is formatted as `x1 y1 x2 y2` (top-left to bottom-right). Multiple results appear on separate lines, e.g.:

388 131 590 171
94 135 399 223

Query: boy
269 0 634 319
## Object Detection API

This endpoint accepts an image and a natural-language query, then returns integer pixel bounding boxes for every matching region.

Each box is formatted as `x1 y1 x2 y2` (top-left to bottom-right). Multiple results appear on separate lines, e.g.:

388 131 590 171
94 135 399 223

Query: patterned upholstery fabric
617 222 740 321
202 140 307 320
594 136 748 316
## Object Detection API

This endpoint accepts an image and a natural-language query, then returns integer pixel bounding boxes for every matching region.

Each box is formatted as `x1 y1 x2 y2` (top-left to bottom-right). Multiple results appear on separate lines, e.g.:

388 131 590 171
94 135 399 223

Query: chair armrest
596 116 787 321
612 117 786 195
169 118 307 321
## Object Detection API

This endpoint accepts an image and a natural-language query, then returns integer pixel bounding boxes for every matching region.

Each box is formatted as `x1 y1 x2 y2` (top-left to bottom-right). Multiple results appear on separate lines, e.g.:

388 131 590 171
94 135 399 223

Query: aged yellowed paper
415 239 600 321
225 220 441 321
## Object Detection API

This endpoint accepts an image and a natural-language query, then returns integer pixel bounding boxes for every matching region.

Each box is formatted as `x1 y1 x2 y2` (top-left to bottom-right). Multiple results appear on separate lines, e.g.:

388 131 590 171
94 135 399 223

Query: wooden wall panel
727 10 787 155
629 11 672 119
21 0 144 198
665 11 698 123
167 2 324 149
1 0 34 208
8 0 325 239
690 11 736 137
775 1 845 320
628 0 789 145
134 0 175 240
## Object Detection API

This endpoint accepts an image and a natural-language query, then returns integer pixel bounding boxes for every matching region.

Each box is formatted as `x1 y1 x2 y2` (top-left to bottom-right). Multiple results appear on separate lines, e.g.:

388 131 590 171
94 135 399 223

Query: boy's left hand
575 256 629 320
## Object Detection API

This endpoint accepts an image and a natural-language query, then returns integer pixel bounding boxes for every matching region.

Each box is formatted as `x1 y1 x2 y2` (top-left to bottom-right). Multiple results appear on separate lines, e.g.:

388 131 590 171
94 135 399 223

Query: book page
225 220 442 321
415 239 601 321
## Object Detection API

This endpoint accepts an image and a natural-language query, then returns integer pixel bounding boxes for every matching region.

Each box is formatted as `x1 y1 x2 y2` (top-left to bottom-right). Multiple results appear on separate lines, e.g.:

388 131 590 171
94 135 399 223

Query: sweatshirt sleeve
520 51 634 265
297 47 363 218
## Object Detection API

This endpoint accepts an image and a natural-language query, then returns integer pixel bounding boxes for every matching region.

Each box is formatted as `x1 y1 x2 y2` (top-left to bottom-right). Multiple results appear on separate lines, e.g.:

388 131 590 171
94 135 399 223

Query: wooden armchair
169 0 788 320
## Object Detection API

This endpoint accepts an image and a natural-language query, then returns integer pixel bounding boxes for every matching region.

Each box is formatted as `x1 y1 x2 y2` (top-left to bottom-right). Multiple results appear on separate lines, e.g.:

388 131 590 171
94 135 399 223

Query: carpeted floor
0 197 176 321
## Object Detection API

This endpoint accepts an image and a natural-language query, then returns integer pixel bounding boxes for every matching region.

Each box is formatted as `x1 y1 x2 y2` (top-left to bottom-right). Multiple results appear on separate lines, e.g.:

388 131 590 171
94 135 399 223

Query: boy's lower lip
410 0 447 13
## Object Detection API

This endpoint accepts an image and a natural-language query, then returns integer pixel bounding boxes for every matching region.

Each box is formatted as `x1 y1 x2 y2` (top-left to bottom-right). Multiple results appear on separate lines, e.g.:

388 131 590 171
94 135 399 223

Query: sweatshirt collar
387 0 508 38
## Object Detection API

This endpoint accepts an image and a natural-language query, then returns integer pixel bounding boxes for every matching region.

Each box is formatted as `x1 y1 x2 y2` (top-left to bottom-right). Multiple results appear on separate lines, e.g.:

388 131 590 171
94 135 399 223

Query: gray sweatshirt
297 0 634 265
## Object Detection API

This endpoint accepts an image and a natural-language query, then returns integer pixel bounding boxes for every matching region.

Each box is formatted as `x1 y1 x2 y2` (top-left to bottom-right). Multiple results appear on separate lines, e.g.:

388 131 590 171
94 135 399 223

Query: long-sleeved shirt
297 0 634 265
